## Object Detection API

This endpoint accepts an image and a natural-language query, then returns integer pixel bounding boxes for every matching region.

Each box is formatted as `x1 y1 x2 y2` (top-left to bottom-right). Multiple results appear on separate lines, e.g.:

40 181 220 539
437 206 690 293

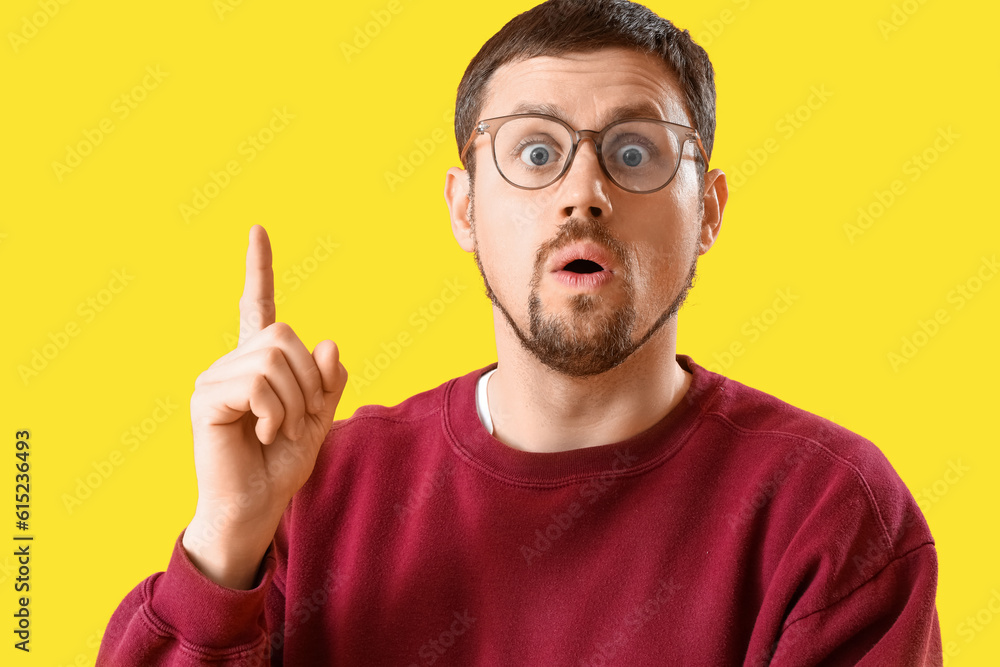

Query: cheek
473 180 549 288
631 244 678 301
474 212 538 296
620 202 697 291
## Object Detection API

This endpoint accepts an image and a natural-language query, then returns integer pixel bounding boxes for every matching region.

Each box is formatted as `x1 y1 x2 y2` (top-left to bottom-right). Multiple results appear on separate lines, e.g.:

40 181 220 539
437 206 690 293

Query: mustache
532 217 631 277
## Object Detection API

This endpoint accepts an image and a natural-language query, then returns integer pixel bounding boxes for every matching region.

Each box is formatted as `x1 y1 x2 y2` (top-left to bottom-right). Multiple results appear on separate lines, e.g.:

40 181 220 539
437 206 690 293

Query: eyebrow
507 100 667 127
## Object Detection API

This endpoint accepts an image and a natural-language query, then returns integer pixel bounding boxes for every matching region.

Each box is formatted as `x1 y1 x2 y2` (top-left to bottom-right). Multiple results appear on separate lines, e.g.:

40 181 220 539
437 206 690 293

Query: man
98 0 942 664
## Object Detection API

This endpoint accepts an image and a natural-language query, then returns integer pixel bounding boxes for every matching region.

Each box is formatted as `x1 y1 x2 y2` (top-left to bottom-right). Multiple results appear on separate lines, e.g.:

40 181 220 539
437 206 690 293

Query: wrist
182 512 279 590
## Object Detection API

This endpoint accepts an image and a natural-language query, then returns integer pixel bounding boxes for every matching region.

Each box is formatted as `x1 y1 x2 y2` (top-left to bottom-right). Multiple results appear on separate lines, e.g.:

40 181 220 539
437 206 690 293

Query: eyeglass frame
459 112 710 194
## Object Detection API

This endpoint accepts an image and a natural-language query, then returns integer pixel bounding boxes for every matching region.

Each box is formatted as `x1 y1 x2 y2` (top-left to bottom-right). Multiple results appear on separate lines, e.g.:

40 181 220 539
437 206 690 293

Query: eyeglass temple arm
459 122 488 165
691 133 710 171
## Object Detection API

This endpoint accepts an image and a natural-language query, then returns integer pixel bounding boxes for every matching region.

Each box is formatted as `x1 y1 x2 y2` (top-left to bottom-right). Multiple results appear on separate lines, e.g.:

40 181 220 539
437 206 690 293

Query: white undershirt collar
475 368 498 435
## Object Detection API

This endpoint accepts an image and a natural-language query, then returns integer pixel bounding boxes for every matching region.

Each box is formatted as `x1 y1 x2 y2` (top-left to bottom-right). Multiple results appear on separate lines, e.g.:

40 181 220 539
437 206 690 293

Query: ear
445 166 475 253
698 168 728 255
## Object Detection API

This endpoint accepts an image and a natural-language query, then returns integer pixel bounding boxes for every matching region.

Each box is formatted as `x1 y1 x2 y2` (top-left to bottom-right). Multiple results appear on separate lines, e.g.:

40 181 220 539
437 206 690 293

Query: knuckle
262 346 285 368
302 361 322 385
269 321 294 341
249 373 271 395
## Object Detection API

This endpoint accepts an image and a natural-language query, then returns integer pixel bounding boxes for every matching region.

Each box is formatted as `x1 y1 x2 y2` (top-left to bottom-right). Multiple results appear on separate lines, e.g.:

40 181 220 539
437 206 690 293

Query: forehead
481 46 689 128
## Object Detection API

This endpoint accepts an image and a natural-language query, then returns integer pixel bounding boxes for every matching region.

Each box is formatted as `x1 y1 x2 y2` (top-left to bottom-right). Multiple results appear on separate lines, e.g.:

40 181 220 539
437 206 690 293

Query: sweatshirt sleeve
96 529 283 666
767 542 942 666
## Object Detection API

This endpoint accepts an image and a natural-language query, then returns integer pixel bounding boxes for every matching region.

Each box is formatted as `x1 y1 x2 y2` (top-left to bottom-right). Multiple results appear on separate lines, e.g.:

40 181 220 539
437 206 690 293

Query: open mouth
562 259 605 274
545 242 617 291
551 252 614 291
547 241 616 275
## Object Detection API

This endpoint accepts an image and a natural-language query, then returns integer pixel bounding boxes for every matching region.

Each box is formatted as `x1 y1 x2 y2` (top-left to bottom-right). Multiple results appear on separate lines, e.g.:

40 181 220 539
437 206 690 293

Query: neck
486 309 691 453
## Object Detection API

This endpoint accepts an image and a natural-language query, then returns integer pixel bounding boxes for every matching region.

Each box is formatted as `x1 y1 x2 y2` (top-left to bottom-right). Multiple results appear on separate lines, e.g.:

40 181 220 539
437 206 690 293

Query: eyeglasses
460 113 709 194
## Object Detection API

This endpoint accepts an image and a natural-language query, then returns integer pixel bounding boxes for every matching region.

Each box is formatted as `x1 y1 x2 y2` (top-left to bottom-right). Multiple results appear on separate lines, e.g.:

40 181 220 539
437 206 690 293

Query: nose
556 136 613 219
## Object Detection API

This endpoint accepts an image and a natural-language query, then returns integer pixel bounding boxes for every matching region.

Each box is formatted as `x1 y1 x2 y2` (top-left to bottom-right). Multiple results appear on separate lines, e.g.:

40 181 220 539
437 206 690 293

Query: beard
469 192 699 378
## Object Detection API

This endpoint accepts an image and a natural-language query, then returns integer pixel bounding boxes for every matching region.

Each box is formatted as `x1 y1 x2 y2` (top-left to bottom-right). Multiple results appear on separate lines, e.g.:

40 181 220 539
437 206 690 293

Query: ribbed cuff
147 529 276 650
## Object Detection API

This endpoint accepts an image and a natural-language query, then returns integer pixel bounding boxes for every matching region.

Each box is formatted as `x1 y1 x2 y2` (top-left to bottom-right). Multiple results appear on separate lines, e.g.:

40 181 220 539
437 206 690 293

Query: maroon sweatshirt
98 356 942 665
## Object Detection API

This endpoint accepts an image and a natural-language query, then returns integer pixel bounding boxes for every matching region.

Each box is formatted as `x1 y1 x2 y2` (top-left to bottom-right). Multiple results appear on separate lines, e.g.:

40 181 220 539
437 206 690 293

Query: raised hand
182 225 348 589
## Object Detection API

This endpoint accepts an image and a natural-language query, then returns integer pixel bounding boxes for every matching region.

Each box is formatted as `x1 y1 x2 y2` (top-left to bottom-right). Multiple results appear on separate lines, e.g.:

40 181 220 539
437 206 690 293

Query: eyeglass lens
492 117 684 192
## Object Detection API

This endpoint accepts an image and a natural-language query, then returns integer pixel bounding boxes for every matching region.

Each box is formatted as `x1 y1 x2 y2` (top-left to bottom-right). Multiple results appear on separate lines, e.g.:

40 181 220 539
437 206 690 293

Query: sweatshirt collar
443 355 723 486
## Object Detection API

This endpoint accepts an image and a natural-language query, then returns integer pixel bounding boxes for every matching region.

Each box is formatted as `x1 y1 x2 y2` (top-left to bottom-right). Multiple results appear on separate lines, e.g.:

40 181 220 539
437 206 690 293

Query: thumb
313 339 348 422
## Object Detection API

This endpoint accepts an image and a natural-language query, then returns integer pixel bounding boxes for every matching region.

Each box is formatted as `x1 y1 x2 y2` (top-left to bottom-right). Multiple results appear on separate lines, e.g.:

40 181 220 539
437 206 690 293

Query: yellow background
1 0 997 664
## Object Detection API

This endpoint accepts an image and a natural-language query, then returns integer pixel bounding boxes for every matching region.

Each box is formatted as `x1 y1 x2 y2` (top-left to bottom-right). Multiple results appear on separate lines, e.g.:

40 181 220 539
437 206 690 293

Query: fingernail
312 390 324 412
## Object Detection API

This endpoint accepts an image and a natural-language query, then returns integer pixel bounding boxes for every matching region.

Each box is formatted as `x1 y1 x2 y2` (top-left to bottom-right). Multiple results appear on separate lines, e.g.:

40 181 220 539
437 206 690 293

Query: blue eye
617 144 649 168
520 143 554 166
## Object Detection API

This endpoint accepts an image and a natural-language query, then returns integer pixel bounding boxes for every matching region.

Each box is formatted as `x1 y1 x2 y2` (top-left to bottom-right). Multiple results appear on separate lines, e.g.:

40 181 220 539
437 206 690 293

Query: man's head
444 0 727 378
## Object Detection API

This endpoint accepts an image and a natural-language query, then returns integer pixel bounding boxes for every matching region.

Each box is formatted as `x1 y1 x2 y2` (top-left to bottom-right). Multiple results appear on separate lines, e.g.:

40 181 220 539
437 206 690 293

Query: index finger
238 224 276 346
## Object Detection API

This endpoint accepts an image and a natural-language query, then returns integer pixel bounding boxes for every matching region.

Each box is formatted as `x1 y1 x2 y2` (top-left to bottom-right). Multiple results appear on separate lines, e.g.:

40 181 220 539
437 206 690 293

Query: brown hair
454 0 716 181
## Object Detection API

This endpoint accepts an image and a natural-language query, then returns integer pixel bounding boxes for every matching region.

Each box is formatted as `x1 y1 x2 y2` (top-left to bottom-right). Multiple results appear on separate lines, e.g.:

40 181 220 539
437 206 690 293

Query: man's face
456 47 717 377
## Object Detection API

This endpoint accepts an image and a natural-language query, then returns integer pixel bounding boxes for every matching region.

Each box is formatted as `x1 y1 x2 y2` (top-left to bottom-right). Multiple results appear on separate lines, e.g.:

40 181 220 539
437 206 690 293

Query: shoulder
683 355 935 573
686 356 902 490
685 359 940 649
687 356 867 454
